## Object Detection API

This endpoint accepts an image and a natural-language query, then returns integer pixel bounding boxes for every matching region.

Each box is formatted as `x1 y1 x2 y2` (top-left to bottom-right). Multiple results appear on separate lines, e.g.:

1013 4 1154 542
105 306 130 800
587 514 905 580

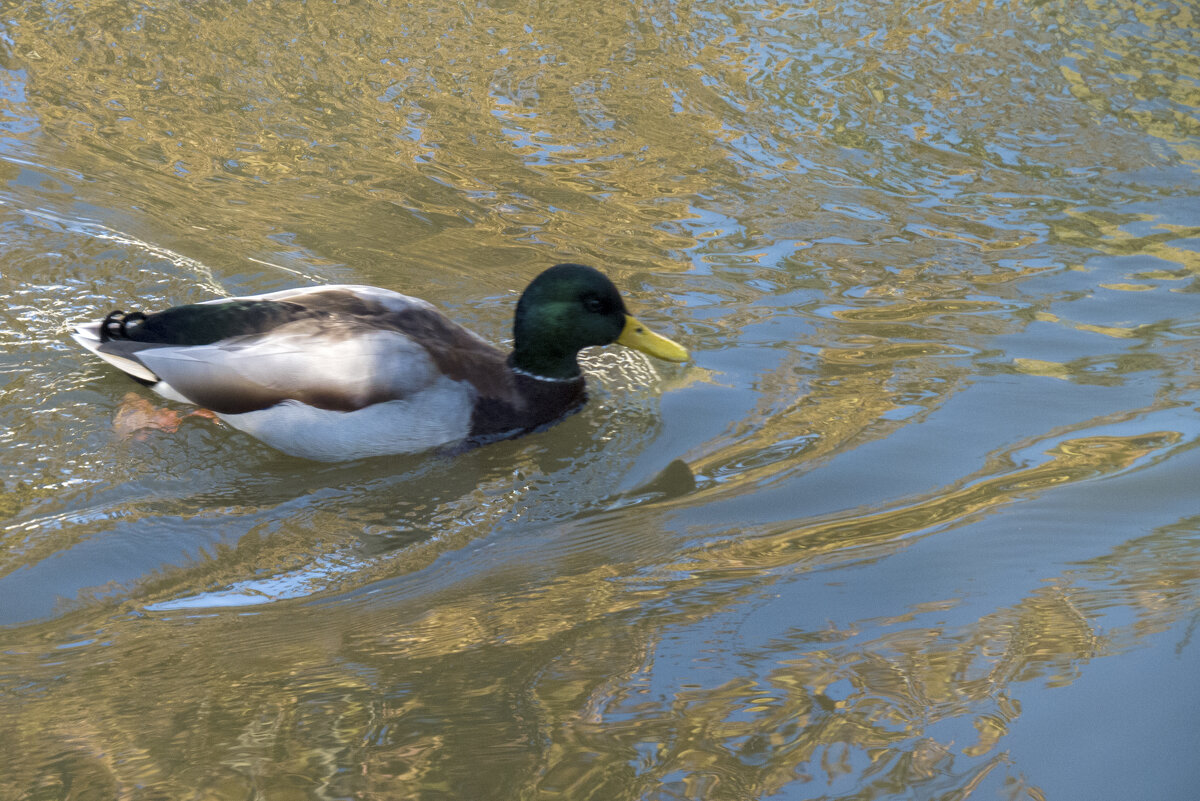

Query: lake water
1 0 1198 798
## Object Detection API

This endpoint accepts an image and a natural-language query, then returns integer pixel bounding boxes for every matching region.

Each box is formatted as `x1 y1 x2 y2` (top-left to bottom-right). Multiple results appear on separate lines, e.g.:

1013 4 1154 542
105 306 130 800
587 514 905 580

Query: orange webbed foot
113 392 221 440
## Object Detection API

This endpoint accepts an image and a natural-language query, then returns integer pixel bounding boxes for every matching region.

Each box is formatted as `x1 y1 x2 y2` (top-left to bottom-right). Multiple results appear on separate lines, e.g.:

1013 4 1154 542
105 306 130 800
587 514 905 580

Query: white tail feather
71 324 161 383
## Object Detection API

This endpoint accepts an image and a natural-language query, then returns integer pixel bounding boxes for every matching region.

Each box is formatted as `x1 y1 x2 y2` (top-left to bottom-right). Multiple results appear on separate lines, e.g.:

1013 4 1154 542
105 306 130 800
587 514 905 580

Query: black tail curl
99 310 147 342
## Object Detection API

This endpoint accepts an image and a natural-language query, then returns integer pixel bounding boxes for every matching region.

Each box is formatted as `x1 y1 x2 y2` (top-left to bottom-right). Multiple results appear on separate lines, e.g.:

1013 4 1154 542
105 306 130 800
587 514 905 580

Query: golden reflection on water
2 419 1193 798
1044 0 1199 145
0 0 1199 798
4 0 730 280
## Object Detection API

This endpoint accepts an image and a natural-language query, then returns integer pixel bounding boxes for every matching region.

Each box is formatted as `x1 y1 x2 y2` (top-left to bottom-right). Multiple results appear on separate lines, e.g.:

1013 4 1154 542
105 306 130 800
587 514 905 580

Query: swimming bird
72 263 688 461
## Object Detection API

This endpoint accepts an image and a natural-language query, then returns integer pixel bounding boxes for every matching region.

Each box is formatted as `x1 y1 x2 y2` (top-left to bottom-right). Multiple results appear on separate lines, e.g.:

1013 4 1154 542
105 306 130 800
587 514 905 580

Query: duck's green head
512 263 688 379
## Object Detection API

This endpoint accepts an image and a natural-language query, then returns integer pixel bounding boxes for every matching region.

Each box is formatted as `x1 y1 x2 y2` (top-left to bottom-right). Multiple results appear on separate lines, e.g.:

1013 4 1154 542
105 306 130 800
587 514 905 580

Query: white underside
214 377 475 461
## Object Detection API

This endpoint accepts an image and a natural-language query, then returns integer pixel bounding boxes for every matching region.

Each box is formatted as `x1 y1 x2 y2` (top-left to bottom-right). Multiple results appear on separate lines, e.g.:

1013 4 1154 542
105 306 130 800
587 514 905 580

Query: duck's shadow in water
163 392 695 560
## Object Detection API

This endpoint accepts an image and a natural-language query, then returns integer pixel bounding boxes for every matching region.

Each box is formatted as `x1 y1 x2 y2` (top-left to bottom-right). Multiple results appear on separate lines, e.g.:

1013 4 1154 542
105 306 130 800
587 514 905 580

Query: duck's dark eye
582 296 606 314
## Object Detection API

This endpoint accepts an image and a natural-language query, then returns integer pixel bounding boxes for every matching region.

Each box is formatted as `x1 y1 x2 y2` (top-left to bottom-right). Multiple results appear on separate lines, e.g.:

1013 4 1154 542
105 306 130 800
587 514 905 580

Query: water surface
1 0 1198 798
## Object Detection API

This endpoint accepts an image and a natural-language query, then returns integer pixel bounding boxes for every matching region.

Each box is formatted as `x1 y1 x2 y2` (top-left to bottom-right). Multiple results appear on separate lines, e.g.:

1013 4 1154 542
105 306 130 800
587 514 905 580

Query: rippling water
1 0 1198 798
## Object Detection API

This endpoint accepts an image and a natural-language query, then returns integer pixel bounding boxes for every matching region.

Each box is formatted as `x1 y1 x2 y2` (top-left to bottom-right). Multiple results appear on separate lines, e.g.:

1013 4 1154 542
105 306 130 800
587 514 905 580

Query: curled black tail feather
99 310 147 342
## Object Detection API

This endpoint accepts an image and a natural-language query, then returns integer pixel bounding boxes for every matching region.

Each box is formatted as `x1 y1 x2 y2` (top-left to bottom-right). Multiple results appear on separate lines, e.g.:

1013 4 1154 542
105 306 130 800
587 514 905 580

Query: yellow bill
617 315 689 362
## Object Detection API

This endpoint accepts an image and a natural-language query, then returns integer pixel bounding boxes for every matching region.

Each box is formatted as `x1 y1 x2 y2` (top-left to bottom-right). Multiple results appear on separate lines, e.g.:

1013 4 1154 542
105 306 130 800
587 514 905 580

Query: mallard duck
72 263 688 461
